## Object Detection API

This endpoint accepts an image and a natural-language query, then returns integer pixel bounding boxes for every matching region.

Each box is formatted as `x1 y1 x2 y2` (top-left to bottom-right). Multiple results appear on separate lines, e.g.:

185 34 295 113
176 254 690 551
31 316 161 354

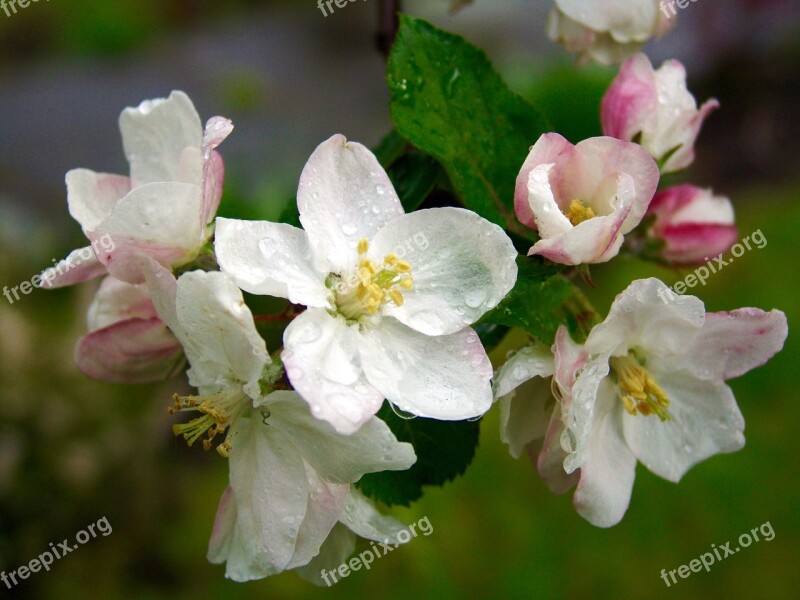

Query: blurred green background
1 1 798 599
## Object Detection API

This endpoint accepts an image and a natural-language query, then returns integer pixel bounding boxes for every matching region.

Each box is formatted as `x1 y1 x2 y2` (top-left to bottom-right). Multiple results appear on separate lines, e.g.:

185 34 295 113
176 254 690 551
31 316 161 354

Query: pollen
334 238 414 320
564 199 596 226
610 354 672 422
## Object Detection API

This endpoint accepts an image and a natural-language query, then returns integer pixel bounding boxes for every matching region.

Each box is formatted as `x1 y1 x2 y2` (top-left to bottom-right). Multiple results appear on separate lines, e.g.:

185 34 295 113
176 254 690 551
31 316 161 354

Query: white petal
66 169 131 233
262 391 416 483
285 465 349 570
526 164 572 238
174 270 268 396
297 134 404 273
655 309 788 382
294 523 356 586
282 310 384 435
585 278 705 357
623 373 744 483
221 417 310 581
359 319 493 421
572 379 637 528
119 90 203 185
536 411 580 494
556 0 659 42
494 343 555 459
339 489 409 544
369 207 518 336
214 218 330 308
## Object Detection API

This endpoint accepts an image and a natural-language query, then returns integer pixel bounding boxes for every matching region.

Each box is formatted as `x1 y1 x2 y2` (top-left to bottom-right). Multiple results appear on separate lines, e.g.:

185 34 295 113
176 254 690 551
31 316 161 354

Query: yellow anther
564 199 596 226
384 253 398 266
395 260 412 273
611 354 672 422
358 238 369 255
389 290 405 307
399 278 414 290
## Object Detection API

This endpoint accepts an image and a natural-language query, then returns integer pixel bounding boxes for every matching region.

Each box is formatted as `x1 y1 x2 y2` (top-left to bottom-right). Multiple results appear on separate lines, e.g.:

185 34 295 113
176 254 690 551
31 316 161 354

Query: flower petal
282 309 384 435
119 90 203 186
339 489 409 544
214 218 330 308
556 0 660 43
585 278 705 357
90 181 204 283
601 53 657 141
623 373 744 482
260 391 416 483
174 270 269 397
370 207 518 336
536 411 581 494
86 277 157 331
297 134 404 273
218 417 310 581
294 523 356 586
359 319 493 421
515 133 575 230
655 308 788 382
40 247 107 289
74 317 184 383
65 169 131 234
572 379 637 528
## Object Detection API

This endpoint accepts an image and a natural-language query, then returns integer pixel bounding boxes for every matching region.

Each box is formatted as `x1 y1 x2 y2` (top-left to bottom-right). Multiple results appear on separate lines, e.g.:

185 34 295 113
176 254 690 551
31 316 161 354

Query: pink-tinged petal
555 137 658 230
655 223 739 265
140 257 181 339
662 97 719 173
40 247 107 289
655 308 788 382
202 149 225 227
86 277 156 330
203 116 234 152
282 309 384 435
119 90 203 186
601 53 657 141
536 411 581 495
623 374 744 483
572 379 637 528
74 317 184 383
89 181 205 283
207 486 237 565
359 319 493 422
66 170 132 234
585 278 705 358
525 164 572 238
515 133 575 230
297 134 404 273
648 184 734 225
214 218 330 309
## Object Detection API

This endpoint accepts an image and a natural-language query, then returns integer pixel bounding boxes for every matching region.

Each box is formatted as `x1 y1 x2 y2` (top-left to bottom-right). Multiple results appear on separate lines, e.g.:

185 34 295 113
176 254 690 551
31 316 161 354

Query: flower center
332 238 414 321
170 387 250 457
610 354 672 421
564 199 596 226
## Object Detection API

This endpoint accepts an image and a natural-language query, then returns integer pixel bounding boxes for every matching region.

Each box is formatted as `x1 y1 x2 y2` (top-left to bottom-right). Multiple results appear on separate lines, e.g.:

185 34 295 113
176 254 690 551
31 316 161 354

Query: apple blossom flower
43 90 232 288
215 134 518 435
74 276 184 383
505 279 787 527
547 0 673 65
141 262 415 581
514 133 660 265
601 53 719 173
646 184 738 265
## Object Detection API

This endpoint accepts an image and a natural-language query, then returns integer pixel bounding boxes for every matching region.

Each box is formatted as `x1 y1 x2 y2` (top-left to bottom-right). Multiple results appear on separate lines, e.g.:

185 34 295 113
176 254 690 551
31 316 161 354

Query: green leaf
373 129 409 168
357 403 480 506
387 150 442 213
478 257 572 343
387 15 548 238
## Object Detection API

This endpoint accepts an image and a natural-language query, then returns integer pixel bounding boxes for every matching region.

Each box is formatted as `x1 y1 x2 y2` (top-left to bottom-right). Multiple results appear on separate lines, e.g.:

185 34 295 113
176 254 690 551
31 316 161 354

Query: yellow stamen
169 389 249 457
611 354 672 422
564 199 596 226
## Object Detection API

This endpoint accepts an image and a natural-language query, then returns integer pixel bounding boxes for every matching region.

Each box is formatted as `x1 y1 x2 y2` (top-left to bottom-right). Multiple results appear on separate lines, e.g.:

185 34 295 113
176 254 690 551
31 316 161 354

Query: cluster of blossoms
41 8 786 585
